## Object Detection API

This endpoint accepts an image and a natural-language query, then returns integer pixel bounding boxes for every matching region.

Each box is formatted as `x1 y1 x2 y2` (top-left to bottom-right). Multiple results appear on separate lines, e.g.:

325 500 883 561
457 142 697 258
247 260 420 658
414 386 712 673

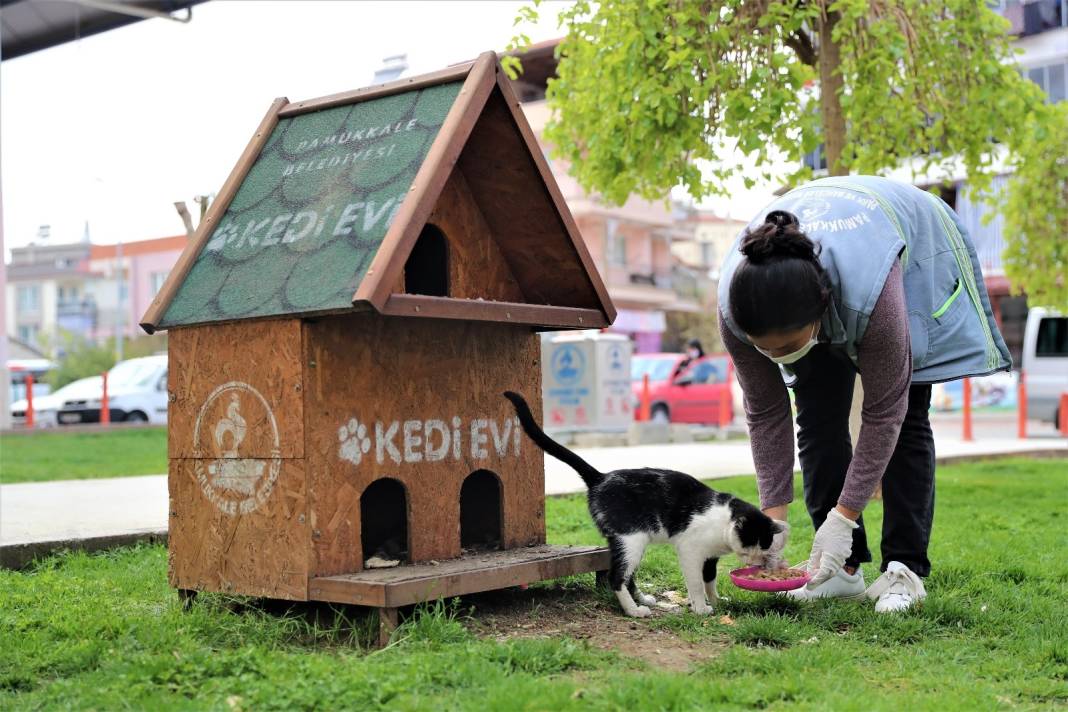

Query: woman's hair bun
764 210 799 229
739 210 818 265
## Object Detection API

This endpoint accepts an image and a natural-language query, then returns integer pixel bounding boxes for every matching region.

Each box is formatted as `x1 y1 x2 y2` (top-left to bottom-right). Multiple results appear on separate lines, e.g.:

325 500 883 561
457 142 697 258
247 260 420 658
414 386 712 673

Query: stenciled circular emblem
552 344 586 386
192 381 281 516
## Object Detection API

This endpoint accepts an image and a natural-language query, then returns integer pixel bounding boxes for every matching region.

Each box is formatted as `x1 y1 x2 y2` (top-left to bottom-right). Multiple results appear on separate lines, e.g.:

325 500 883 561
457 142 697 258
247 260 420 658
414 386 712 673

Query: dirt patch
462 586 727 672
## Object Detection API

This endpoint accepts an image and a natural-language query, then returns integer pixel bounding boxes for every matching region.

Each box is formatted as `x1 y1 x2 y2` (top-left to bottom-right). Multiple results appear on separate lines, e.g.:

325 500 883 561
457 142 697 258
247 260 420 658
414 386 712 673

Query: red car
630 353 734 425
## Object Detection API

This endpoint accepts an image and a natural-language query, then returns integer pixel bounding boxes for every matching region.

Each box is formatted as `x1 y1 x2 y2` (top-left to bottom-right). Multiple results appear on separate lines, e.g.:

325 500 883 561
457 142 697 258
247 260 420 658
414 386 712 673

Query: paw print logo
338 418 372 465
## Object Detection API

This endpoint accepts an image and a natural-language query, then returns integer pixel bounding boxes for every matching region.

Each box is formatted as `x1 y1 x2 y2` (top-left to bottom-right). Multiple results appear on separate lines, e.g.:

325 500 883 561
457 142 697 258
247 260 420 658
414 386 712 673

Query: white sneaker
867 561 927 613
784 563 866 601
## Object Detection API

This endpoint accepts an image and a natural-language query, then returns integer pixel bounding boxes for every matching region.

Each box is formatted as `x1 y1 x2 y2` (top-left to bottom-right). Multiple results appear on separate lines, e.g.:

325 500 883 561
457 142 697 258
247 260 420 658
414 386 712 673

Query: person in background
675 338 706 376
717 175 1010 613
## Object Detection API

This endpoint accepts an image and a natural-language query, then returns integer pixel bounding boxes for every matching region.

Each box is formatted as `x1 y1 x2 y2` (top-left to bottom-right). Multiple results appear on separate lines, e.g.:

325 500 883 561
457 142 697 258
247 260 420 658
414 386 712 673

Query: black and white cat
504 391 782 618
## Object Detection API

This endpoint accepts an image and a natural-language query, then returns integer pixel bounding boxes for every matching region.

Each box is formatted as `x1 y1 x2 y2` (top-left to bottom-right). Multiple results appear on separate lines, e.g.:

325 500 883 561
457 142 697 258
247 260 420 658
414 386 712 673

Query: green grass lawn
0 427 167 483
2 458 1066 710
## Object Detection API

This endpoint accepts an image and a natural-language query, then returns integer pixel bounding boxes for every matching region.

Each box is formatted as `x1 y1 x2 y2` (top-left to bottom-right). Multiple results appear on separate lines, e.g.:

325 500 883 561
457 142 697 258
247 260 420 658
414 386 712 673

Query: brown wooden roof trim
140 96 290 334
378 294 610 329
491 70 617 325
354 51 499 309
278 61 476 118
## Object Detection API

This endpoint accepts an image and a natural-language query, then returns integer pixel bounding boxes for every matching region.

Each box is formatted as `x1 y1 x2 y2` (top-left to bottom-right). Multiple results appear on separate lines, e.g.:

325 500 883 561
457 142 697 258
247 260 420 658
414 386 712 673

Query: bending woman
718 175 1010 612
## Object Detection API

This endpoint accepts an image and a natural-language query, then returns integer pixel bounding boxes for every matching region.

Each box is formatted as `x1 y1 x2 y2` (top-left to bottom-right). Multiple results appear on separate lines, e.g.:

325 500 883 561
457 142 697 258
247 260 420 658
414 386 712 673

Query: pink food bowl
729 566 811 592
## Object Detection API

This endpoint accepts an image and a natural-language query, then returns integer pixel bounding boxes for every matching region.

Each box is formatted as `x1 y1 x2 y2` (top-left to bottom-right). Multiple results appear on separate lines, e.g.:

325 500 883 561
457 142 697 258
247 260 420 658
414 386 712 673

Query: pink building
88 235 187 341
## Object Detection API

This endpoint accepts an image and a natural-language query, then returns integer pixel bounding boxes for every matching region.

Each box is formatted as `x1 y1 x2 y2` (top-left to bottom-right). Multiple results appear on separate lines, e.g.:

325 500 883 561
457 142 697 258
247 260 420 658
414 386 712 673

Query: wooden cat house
140 52 614 640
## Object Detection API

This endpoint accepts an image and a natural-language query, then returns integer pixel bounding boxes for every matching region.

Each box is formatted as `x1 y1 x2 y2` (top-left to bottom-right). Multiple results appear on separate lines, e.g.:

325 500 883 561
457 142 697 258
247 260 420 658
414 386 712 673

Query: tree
507 0 1066 308
43 330 167 389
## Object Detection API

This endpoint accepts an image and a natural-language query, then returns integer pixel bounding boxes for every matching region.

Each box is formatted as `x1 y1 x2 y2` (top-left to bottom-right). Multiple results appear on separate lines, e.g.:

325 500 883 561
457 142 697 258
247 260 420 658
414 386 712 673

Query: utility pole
115 239 124 362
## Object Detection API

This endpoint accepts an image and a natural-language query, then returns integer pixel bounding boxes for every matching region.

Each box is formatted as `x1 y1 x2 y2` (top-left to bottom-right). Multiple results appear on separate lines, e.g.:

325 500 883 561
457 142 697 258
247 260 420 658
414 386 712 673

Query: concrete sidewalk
2 436 1064 568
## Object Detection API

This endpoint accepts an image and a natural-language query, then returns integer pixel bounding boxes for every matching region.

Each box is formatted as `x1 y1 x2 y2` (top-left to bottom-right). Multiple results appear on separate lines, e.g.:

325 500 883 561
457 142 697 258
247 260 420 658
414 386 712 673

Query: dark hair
686 338 704 354
728 210 830 337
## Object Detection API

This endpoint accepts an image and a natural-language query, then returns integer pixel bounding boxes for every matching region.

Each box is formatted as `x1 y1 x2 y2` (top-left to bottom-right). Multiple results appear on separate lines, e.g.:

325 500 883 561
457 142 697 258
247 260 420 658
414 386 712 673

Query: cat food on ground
744 568 807 581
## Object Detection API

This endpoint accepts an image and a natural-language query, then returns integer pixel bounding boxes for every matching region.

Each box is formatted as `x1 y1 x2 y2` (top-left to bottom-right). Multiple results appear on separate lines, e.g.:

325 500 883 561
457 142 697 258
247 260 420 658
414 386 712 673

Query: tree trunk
818 9 848 177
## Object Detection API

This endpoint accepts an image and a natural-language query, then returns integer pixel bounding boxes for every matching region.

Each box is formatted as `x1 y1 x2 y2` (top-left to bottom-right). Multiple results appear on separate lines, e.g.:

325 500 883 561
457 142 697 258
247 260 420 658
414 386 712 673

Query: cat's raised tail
503 391 604 489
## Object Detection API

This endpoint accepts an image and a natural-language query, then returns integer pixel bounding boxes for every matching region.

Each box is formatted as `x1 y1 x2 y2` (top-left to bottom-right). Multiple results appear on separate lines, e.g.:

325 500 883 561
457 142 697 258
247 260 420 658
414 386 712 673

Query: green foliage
1002 102 1068 310
43 331 115 390
44 331 166 390
514 0 1064 305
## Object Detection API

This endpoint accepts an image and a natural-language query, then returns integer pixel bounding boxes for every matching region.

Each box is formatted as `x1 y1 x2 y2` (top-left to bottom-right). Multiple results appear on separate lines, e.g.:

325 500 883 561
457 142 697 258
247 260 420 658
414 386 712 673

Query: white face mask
755 323 820 365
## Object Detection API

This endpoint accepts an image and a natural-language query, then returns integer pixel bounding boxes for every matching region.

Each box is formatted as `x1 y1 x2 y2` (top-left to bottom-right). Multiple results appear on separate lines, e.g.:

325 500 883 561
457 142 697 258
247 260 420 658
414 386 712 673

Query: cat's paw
338 418 371 465
637 593 657 606
690 602 714 616
628 605 653 618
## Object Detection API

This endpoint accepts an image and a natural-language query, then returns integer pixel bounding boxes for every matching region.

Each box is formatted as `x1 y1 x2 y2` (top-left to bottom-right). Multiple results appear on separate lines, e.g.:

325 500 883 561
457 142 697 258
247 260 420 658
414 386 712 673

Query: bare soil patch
462 586 728 672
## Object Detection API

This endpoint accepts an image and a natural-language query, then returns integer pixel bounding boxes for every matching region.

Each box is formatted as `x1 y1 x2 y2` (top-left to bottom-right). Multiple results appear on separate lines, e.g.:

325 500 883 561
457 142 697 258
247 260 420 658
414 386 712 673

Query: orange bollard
1060 393 1068 438
962 377 973 442
101 371 110 426
1017 371 1027 440
640 374 651 422
718 361 733 427
25 373 35 429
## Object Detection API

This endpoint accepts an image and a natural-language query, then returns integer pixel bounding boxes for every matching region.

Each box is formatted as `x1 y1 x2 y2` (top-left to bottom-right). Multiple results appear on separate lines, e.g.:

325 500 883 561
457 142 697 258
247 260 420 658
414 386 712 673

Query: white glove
806 508 858 587
765 520 790 570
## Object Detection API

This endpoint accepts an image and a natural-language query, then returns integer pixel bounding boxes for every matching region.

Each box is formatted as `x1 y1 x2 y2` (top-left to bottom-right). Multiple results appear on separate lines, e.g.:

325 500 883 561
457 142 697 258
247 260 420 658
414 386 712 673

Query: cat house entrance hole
361 478 409 565
404 224 449 297
460 470 502 551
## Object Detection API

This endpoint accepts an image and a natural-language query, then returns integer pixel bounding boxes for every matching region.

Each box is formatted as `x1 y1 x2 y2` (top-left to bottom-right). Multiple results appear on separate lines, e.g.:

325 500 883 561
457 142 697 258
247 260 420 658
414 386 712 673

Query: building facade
5 232 186 351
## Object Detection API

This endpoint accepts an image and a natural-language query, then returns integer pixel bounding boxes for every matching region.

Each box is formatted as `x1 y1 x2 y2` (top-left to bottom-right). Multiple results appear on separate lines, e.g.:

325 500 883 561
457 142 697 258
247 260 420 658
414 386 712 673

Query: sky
1 0 776 257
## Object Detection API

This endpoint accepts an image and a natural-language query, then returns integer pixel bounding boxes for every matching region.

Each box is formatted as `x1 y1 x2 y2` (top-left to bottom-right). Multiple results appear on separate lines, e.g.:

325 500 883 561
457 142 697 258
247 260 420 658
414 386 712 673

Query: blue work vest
718 176 1011 384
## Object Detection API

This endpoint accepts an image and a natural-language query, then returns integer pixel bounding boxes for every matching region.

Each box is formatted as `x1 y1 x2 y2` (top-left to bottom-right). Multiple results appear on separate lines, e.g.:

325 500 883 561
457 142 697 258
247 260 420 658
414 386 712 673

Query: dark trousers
791 345 936 577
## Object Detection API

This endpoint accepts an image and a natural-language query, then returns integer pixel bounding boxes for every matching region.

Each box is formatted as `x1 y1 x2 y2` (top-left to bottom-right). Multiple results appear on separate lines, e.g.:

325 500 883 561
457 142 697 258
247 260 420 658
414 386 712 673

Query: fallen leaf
718 615 735 626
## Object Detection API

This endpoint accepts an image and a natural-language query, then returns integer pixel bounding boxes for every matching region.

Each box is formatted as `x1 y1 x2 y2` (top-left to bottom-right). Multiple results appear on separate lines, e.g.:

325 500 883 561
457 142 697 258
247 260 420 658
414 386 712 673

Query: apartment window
606 219 627 266
996 0 1066 35
802 144 827 171
16 285 41 313
57 285 80 305
16 324 40 344
150 272 168 296
700 242 717 268
1025 61 1068 103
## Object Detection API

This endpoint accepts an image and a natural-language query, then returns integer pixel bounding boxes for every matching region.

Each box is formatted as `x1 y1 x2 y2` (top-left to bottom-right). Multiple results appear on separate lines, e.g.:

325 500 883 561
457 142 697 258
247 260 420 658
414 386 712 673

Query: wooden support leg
378 607 399 647
177 589 198 611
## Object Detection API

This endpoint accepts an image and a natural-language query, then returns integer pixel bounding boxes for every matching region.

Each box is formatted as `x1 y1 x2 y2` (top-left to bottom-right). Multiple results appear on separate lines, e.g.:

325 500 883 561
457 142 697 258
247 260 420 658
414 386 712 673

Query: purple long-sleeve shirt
721 261 912 512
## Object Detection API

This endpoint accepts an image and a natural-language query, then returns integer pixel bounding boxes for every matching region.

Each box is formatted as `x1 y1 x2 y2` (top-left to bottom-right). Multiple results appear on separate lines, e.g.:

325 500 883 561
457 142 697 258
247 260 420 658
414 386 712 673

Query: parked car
630 353 734 425
55 355 169 425
1022 307 1068 427
10 375 103 428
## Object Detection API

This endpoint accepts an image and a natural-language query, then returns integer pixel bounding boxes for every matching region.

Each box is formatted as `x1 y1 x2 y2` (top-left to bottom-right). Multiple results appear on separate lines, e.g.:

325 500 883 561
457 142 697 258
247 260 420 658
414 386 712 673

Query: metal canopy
0 0 206 61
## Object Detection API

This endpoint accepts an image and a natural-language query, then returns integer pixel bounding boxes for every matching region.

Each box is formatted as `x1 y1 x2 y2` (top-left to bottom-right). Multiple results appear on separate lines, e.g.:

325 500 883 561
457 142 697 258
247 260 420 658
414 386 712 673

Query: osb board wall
303 312 544 577
167 319 309 599
392 168 526 303
168 459 309 600
168 319 305 459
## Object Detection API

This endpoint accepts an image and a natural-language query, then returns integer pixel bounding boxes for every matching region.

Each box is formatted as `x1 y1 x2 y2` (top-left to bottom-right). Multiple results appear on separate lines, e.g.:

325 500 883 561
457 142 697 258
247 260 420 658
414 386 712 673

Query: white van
55 355 169 425
1022 308 1068 427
